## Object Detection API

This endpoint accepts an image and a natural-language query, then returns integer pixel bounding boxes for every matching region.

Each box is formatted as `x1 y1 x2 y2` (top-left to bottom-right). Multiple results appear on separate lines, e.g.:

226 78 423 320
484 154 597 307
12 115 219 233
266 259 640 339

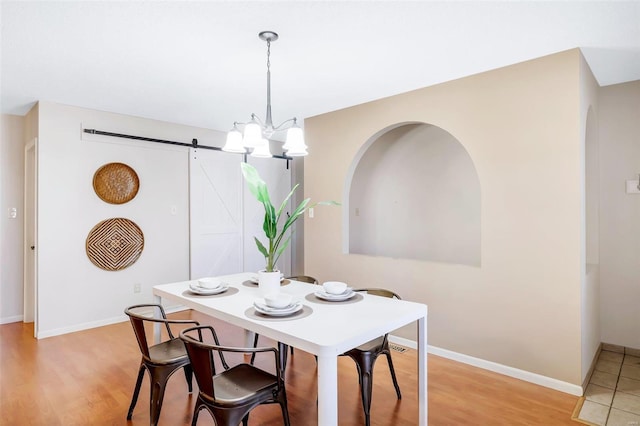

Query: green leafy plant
241 162 338 272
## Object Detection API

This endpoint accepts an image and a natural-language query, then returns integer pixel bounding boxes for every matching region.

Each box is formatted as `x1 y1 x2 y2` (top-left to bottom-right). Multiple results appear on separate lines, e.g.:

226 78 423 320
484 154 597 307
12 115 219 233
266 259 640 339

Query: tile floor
579 344 640 426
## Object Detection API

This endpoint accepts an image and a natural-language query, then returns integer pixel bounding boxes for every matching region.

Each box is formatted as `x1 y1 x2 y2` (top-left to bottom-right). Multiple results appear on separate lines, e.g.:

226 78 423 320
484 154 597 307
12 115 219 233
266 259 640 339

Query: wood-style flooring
0 310 580 425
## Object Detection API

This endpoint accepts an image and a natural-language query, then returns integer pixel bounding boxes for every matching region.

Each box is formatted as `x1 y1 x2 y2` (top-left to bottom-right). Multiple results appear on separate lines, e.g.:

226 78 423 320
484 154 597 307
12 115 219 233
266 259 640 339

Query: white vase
258 270 281 296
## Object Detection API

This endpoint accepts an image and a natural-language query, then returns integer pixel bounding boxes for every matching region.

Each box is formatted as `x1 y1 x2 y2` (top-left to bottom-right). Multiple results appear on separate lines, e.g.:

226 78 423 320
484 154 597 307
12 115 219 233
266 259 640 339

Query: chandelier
222 31 308 157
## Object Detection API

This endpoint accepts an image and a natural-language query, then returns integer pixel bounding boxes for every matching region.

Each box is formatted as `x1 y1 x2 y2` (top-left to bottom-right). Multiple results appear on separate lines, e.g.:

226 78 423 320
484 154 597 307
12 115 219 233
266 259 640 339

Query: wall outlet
134 283 141 293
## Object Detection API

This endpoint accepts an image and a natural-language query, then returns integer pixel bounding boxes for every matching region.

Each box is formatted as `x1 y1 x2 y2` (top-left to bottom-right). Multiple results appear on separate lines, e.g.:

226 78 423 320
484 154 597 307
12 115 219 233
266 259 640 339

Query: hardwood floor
0 310 580 425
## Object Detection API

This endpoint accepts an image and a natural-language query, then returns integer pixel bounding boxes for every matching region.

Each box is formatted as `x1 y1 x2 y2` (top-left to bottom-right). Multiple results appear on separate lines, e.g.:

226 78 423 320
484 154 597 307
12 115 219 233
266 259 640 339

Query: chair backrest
180 326 219 398
125 304 173 358
286 275 319 284
180 325 282 401
354 288 401 300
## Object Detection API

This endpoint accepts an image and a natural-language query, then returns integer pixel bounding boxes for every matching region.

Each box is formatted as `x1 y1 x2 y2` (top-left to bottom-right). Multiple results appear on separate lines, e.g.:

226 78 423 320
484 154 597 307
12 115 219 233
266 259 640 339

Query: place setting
183 277 239 298
245 292 312 321
306 281 363 305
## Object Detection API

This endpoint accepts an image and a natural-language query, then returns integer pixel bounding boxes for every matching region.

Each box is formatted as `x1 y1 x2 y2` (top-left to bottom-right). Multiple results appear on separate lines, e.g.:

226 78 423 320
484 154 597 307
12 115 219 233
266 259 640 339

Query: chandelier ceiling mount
222 31 308 158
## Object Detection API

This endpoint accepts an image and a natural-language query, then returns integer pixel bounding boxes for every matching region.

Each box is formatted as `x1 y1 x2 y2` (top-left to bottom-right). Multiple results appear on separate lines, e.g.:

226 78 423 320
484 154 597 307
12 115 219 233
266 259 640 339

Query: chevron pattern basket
86 218 144 271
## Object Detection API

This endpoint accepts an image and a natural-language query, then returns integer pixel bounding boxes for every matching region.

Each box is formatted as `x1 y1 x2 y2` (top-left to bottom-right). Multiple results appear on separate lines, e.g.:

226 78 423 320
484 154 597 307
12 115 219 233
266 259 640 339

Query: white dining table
153 272 428 426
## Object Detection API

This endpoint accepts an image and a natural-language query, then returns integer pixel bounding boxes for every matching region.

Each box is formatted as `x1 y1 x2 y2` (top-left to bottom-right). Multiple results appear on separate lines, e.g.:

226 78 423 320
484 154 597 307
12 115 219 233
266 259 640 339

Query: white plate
249 275 285 284
188 283 229 295
253 300 303 316
314 288 355 301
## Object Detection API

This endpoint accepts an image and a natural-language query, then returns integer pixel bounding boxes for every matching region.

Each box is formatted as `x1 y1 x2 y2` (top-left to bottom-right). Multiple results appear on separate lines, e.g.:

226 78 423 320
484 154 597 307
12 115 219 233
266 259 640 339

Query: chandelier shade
223 125 245 153
222 31 307 158
250 139 273 158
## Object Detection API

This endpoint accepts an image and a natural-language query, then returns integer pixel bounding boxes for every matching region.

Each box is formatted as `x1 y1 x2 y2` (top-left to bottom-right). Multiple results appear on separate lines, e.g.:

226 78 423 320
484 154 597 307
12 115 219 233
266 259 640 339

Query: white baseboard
37 315 128 339
35 304 189 339
0 315 24 325
389 335 583 397
27 309 581 397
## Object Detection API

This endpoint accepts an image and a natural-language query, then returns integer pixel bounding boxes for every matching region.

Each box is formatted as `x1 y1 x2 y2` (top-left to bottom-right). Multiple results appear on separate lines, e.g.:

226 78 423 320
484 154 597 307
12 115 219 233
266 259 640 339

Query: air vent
390 344 407 353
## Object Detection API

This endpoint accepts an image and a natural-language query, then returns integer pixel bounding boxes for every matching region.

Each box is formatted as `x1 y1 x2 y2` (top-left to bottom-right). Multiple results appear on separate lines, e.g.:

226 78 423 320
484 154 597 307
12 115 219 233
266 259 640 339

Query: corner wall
304 50 584 385
580 52 601 385
599 80 640 349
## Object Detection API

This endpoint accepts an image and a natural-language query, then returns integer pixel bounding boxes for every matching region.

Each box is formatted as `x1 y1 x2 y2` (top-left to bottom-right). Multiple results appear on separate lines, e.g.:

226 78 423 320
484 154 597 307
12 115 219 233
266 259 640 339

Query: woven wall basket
93 162 139 204
86 218 144 271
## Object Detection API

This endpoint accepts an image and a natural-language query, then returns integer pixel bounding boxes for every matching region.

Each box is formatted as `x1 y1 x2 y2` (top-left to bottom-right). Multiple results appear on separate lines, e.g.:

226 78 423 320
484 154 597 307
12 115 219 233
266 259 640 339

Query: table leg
417 315 428 425
317 354 338 426
153 295 161 344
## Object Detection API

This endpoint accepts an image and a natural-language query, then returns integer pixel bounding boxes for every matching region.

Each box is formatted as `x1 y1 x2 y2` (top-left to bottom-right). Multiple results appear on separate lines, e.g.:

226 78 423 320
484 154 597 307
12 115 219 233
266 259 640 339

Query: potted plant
241 162 337 294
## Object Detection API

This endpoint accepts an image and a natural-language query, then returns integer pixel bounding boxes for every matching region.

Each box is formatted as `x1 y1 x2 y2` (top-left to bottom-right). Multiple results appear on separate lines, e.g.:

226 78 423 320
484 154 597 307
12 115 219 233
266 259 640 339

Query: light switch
170 205 177 215
626 180 640 194
8 208 17 219
308 208 314 218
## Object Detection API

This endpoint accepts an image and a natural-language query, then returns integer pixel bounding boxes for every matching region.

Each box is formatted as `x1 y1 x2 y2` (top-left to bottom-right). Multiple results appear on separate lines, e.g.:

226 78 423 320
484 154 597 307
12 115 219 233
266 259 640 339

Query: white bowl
264 292 293 309
323 281 348 295
197 277 222 289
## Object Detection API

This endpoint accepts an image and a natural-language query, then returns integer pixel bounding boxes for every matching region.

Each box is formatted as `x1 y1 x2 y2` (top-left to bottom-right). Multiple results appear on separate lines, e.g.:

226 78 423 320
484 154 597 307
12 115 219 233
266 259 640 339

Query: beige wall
599 80 640 349
304 49 584 385
348 123 481 266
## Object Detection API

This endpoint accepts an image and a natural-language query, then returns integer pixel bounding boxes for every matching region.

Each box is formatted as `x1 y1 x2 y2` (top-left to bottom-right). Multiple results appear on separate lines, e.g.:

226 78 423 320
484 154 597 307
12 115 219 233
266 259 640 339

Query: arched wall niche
344 122 481 266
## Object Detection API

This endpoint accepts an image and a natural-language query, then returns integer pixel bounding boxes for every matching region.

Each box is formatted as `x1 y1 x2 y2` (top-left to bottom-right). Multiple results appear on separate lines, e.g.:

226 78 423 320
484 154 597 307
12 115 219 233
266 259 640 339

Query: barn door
189 148 243 279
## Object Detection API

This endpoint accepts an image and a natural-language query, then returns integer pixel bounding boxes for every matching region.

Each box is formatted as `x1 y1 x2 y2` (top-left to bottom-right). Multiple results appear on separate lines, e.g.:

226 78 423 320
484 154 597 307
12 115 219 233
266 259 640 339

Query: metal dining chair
124 304 200 426
180 325 291 426
341 288 402 426
285 275 319 285
252 275 319 369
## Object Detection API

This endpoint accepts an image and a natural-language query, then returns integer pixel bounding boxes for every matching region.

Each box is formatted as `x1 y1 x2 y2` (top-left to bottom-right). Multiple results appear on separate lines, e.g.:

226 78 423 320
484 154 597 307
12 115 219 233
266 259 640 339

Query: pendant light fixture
223 31 308 157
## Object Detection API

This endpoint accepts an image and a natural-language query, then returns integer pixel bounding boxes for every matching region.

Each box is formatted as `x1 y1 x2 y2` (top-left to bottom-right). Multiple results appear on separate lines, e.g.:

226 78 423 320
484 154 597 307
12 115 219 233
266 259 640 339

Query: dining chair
124 304 200 426
252 275 320 367
285 275 319 285
342 288 402 426
280 275 319 358
180 325 291 426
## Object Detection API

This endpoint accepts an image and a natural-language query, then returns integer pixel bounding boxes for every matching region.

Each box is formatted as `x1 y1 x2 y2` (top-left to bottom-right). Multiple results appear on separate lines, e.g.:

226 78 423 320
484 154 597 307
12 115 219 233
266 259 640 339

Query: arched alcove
346 122 481 266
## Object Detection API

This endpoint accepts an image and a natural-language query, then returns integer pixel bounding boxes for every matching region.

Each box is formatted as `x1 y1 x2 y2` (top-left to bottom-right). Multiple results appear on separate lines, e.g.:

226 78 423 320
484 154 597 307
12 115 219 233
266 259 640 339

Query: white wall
35 101 227 337
599 81 640 349
0 114 26 323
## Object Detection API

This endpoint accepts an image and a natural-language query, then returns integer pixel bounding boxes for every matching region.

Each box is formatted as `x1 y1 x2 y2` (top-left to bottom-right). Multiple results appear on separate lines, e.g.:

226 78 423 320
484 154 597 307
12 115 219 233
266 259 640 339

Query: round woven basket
93 162 139 204
86 218 144 271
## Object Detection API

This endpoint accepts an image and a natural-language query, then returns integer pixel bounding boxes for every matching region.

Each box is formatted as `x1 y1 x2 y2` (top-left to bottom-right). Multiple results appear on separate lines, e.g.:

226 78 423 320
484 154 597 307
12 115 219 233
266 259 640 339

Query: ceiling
2 1 639 135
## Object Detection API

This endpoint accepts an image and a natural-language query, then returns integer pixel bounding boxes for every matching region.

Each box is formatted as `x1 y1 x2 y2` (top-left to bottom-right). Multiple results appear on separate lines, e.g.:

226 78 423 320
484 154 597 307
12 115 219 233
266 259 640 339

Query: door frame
23 138 38 337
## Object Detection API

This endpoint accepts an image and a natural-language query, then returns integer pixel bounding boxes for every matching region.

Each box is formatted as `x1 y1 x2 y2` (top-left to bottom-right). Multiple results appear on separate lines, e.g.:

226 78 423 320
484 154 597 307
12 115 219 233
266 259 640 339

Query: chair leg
250 333 260 365
183 364 194 393
279 388 291 426
127 363 145 420
148 366 175 426
347 352 376 426
278 341 289 376
384 351 402 399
